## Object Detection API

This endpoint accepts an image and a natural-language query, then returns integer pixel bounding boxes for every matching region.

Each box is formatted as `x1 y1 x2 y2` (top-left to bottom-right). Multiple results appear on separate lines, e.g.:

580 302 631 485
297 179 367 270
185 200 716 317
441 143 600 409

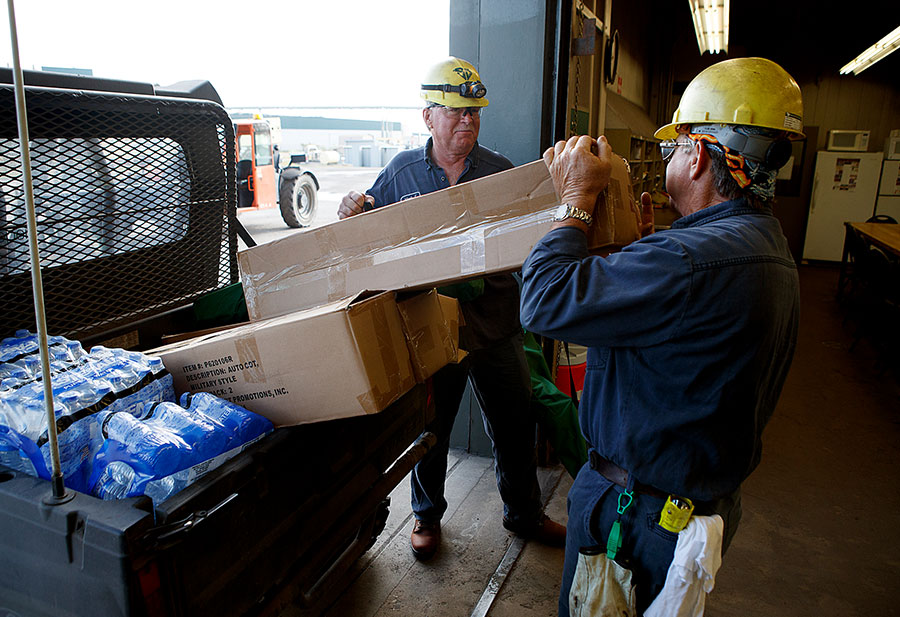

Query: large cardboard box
149 291 442 426
239 157 640 321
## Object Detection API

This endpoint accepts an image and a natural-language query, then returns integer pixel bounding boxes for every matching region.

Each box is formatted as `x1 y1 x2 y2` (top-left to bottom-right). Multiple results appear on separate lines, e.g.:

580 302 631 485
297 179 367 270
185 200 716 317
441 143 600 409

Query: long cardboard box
239 157 640 322
149 290 460 427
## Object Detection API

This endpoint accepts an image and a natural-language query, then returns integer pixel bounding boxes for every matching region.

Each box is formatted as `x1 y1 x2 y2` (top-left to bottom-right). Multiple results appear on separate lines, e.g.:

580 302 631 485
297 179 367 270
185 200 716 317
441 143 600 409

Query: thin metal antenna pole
5 0 68 501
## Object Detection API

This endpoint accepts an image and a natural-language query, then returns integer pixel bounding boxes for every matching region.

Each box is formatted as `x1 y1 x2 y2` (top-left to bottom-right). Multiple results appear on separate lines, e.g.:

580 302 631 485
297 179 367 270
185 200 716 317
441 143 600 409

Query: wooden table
837 222 900 299
849 222 900 257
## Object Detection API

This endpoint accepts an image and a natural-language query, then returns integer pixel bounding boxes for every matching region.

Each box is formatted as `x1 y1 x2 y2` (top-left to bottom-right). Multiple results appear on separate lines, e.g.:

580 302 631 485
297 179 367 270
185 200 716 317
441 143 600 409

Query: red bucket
555 343 587 399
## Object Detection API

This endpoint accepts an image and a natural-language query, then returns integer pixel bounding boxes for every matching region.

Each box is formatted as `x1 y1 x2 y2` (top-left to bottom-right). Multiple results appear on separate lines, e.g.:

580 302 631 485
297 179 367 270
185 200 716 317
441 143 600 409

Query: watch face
553 204 570 221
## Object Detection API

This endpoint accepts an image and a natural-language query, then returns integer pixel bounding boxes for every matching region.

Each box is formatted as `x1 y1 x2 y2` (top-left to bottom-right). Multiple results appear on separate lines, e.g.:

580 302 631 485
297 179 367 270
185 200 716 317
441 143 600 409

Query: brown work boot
410 519 441 560
503 514 567 548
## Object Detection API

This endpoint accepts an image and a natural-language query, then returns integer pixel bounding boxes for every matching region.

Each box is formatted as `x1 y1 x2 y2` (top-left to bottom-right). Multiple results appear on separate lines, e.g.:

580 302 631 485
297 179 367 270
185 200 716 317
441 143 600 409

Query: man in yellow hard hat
520 57 803 614
339 57 566 561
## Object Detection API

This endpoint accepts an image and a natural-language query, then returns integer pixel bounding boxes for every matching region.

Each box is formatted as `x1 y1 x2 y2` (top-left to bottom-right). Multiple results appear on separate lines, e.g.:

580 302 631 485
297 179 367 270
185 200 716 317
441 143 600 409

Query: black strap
563 341 579 407
232 216 257 247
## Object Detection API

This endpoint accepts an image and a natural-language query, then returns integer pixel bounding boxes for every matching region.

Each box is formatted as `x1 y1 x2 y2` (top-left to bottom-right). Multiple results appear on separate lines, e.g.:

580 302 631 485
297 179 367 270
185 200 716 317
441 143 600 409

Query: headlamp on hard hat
421 81 487 99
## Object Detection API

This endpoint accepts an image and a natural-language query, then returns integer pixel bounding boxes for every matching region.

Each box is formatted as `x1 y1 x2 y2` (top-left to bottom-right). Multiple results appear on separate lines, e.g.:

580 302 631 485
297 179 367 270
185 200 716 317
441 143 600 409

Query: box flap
396 290 459 382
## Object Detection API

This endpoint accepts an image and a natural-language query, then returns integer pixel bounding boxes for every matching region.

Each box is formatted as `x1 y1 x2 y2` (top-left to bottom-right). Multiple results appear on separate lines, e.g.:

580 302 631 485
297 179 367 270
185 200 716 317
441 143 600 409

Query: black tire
279 173 318 228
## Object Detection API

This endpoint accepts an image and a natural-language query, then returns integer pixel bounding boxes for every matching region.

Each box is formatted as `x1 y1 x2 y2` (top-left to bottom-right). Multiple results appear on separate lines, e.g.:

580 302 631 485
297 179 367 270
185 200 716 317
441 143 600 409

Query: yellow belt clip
659 495 694 533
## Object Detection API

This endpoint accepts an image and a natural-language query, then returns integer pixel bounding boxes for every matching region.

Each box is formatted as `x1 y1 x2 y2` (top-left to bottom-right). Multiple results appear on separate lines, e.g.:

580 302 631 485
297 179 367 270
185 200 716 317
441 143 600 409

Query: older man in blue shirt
339 57 565 561
521 58 803 614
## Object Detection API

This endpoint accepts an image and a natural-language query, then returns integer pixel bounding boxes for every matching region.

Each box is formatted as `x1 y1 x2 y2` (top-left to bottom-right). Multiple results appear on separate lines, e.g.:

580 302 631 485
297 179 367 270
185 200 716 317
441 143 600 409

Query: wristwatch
553 203 593 226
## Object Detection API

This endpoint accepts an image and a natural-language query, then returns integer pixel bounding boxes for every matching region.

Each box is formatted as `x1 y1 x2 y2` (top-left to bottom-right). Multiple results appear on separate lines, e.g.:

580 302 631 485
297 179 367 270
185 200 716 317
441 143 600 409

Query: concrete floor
325 264 900 616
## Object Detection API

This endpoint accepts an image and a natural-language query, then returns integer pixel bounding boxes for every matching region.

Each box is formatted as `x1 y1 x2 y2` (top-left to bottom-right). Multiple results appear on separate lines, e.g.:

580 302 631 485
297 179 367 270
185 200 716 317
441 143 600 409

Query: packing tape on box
234 337 266 383
305 223 409 274
459 229 486 274
447 183 479 222
312 226 341 267
368 226 486 275
326 263 350 302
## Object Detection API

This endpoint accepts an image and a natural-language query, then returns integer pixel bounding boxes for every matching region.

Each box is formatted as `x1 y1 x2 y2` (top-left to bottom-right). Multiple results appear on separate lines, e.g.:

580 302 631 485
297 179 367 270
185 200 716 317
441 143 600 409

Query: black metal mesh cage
0 84 237 341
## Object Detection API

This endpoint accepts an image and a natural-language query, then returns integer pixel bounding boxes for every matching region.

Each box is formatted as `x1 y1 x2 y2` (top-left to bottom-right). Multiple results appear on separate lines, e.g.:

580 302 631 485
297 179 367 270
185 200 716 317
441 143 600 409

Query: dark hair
703 143 770 209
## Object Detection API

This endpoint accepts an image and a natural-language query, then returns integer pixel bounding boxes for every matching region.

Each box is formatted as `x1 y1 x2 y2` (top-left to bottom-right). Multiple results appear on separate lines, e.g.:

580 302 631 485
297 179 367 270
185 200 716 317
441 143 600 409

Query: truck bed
0 70 436 616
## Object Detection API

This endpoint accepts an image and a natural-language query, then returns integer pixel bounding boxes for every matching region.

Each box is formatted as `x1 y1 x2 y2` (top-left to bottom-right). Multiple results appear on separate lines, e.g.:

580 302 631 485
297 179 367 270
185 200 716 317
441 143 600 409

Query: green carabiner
617 489 633 515
606 489 634 560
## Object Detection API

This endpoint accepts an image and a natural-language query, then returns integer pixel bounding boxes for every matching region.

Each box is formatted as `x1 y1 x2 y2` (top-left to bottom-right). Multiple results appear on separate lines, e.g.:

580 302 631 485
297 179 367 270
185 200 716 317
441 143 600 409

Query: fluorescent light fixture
840 25 900 75
688 0 730 55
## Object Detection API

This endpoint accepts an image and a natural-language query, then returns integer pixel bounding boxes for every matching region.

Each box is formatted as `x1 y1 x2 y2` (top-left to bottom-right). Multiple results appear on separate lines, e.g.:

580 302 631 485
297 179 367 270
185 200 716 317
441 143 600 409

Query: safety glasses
429 104 482 118
659 139 694 162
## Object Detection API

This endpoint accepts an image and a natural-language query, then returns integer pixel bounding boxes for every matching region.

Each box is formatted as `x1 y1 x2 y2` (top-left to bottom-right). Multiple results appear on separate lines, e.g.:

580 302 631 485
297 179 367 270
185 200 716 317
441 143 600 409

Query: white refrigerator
875 158 900 221
803 151 883 261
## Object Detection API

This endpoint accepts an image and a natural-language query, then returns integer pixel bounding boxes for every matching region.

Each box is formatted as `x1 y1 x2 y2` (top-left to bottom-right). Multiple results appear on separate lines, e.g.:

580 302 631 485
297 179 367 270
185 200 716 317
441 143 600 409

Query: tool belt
588 450 721 517
588 451 669 499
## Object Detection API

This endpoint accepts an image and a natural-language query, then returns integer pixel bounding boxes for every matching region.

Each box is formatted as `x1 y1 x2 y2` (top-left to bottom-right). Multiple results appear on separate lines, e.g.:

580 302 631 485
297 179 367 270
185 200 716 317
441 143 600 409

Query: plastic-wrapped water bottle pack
0 330 273 504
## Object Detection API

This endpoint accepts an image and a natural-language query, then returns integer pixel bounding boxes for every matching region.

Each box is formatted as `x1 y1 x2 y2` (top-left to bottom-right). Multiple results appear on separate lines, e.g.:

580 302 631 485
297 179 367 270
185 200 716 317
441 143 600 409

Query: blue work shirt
366 138 522 350
520 198 800 501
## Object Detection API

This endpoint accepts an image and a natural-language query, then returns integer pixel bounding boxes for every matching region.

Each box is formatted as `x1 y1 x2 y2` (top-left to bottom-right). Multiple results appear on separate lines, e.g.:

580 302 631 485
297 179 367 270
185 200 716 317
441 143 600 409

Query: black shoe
503 514 566 547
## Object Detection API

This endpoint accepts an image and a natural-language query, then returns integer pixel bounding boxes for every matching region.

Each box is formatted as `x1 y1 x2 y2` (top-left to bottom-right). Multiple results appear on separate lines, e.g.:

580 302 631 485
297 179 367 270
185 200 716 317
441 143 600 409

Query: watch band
553 203 593 226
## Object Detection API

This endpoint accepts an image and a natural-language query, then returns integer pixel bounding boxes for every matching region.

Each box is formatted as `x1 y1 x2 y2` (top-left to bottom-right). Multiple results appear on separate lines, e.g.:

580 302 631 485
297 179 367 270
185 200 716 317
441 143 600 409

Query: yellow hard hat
420 57 489 108
654 57 804 141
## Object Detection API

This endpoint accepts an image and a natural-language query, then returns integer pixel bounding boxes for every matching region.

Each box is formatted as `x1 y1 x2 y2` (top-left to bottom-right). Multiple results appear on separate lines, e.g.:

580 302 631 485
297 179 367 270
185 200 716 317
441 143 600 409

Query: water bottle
1 331 66 363
0 330 35 362
0 430 37 475
145 355 175 402
100 410 189 477
180 392 272 450
92 459 137 500
85 351 146 417
0 439 30 473
0 363 30 387
65 340 87 363
143 474 183 504
121 350 159 402
13 355 41 382
51 389 99 491
140 401 227 465
7 384 54 442
0 398 33 474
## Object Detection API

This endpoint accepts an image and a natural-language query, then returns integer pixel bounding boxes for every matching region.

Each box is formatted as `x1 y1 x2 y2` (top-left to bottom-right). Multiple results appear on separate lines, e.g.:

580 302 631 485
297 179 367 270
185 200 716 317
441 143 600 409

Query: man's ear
423 107 433 130
690 140 710 181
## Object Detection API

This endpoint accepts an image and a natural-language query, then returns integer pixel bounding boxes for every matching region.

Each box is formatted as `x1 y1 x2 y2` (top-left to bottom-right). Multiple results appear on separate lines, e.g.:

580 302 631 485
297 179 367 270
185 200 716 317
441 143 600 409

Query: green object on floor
192 282 249 329
523 330 588 479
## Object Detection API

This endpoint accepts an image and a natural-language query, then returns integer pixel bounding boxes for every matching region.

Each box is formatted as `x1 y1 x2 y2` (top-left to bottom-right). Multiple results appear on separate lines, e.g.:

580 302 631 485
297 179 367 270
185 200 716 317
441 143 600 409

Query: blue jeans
559 462 743 616
410 331 542 529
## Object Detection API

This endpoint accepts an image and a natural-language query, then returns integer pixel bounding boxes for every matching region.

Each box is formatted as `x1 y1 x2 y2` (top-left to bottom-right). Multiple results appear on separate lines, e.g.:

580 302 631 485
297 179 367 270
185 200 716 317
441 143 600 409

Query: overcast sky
1 0 450 109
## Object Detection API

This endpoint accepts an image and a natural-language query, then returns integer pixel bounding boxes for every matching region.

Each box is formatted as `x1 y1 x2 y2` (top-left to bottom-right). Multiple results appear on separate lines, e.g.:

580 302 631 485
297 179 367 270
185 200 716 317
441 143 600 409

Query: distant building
41 66 93 76
230 108 430 166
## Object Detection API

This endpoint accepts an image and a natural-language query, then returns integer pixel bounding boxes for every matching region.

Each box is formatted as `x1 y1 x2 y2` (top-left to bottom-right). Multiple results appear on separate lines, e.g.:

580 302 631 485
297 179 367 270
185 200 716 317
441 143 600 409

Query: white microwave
885 135 900 160
827 129 870 152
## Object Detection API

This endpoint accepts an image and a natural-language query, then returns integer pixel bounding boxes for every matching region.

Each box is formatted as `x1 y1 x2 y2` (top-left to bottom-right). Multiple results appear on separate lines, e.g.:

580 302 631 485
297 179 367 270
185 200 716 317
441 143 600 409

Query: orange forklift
234 117 320 227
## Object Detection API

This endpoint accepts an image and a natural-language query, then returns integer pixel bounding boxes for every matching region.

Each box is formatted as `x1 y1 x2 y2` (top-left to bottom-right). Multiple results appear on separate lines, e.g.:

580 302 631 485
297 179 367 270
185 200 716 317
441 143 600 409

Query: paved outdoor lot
236 162 382 248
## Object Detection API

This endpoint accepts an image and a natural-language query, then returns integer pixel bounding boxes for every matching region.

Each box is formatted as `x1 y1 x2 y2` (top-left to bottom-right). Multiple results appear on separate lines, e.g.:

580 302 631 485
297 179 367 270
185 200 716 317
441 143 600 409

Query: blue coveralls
520 198 800 615
366 138 543 530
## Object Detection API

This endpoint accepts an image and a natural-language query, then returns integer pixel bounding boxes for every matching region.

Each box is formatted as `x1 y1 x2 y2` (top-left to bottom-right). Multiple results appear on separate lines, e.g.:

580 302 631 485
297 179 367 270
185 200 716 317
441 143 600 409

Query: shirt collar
671 197 772 229
423 136 481 171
